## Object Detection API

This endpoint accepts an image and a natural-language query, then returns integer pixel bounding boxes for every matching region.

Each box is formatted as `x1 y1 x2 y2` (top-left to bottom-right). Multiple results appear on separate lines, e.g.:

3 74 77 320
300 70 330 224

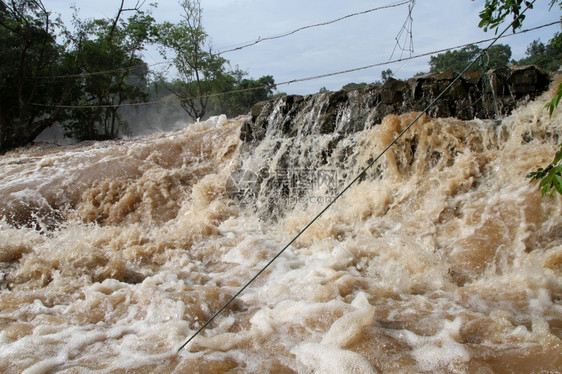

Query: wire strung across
29 20 560 110
176 0 538 353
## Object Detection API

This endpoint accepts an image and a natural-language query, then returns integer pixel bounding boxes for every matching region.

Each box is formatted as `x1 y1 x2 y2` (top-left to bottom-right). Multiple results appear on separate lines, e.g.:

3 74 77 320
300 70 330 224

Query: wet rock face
241 65 551 143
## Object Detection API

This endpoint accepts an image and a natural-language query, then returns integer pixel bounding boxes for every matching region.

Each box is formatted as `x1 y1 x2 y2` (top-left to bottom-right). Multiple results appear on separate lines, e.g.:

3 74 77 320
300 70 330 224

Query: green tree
342 82 368 90
63 2 155 140
527 144 562 196
485 43 512 68
477 0 534 31
429 44 480 72
213 69 276 117
155 0 227 121
0 0 71 153
381 69 394 82
429 44 511 73
515 33 562 71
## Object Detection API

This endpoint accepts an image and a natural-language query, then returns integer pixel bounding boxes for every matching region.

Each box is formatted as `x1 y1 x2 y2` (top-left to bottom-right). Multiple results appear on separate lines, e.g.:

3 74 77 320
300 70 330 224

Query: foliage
342 83 368 90
381 69 394 82
62 3 155 140
515 33 562 71
153 70 279 119
0 0 280 152
477 0 534 32
527 81 562 196
154 1 280 121
474 0 562 196
476 0 560 32
0 0 70 153
430 44 479 73
545 82 562 116
208 67 276 117
155 0 227 121
483 44 513 68
429 44 511 73
527 143 562 196
0 0 157 150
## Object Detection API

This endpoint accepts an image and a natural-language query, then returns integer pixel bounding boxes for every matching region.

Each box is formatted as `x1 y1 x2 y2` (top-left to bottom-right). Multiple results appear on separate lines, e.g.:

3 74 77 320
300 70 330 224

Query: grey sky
44 0 560 95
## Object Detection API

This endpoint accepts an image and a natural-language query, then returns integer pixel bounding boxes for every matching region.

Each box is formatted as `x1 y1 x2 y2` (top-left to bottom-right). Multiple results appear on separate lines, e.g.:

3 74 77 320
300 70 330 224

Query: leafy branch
526 83 562 196
476 0 562 196
544 82 562 117
527 143 562 196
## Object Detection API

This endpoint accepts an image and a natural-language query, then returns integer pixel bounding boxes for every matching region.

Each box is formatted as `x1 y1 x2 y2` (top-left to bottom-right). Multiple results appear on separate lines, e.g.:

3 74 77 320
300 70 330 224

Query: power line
29 20 560 110
36 1 412 80
42 61 171 79
176 0 538 353
277 20 560 85
216 0 413 55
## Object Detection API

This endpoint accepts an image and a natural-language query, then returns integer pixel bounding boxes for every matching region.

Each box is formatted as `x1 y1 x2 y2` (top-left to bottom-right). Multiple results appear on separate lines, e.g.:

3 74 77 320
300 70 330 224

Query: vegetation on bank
341 35 561 91
476 0 561 196
0 0 282 153
0 0 560 184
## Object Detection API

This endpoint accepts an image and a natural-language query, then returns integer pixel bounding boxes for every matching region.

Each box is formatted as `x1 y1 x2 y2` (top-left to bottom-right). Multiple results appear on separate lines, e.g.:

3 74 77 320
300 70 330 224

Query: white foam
292 343 379 374
395 317 470 371
1 88 561 372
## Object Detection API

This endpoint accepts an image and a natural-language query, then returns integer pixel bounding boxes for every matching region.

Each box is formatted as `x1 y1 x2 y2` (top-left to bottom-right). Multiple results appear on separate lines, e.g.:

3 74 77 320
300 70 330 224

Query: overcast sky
44 0 560 95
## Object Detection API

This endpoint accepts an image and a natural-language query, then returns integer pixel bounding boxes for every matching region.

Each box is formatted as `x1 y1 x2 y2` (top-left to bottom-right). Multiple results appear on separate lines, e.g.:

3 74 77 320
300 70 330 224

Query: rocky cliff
234 65 553 218
241 65 551 143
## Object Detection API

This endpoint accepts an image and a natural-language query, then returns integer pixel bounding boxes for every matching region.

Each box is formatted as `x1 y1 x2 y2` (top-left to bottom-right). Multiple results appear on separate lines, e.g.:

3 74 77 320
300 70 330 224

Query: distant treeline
338 35 562 91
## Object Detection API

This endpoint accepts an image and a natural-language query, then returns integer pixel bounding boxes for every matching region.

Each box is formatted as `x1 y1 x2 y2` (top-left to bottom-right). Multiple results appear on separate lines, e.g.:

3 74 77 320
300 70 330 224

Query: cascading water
0 80 561 372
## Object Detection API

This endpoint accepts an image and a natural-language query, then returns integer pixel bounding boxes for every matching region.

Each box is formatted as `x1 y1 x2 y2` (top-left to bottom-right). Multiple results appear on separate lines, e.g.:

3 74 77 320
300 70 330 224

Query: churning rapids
1 82 562 373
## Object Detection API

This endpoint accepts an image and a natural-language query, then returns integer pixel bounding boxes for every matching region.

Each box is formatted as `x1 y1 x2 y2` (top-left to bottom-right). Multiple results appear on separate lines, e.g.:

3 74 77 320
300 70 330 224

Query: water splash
0 84 561 372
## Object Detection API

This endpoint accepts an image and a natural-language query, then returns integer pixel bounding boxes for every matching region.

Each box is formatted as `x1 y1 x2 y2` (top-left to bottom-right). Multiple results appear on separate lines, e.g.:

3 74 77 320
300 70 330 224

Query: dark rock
462 70 483 85
236 65 553 220
433 70 457 80
241 65 552 143
507 65 550 96
380 78 409 104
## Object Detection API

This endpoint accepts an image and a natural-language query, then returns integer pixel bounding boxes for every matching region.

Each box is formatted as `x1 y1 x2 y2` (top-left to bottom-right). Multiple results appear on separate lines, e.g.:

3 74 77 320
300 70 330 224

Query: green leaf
553 174 562 195
553 147 562 165
535 164 562 196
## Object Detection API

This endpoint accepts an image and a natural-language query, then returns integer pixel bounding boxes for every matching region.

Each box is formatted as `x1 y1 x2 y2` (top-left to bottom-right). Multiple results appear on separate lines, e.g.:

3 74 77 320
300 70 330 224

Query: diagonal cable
176 0 537 353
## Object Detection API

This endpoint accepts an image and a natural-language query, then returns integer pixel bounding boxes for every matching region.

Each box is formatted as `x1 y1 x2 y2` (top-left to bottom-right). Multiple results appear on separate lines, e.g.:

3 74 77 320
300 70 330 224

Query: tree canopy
155 0 228 121
0 0 70 153
62 2 155 140
429 44 512 73
0 0 280 153
516 33 562 71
